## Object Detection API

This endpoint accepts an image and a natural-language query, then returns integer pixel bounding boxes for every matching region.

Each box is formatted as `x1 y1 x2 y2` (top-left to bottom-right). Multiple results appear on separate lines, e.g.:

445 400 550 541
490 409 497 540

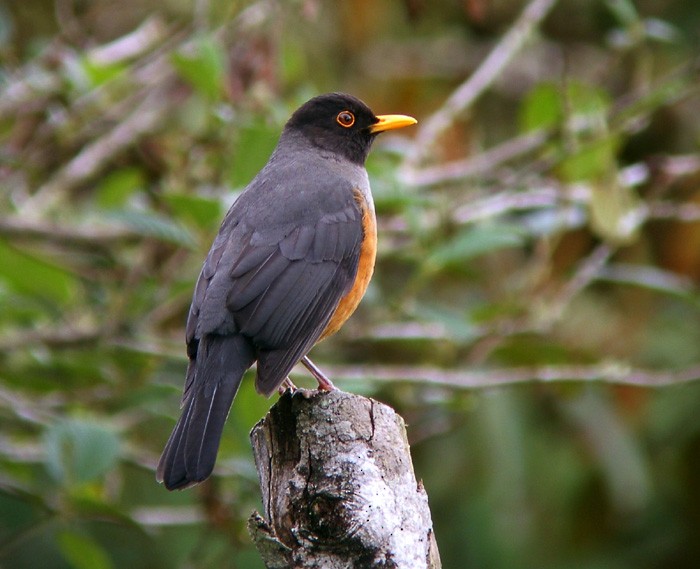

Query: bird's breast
319 187 377 340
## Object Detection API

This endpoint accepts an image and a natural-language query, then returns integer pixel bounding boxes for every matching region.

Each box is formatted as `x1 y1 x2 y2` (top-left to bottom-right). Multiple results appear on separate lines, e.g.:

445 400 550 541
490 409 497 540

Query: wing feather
186 183 364 396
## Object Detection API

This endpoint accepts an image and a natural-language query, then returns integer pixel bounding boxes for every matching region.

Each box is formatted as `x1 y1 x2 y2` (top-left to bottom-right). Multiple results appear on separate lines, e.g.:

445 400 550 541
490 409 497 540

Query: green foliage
519 83 563 132
0 239 78 303
2 1 700 568
43 418 121 487
104 210 197 248
81 57 128 88
520 80 645 243
426 223 527 270
228 118 280 187
96 168 146 209
163 193 223 230
171 37 225 101
57 531 114 569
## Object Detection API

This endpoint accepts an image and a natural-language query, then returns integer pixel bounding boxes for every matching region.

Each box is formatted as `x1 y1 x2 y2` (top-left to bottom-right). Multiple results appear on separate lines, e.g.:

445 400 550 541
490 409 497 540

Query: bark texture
248 389 441 568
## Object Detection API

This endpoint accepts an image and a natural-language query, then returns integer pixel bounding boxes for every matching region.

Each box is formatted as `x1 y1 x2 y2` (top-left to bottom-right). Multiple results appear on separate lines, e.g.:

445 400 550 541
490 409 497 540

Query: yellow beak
369 114 417 134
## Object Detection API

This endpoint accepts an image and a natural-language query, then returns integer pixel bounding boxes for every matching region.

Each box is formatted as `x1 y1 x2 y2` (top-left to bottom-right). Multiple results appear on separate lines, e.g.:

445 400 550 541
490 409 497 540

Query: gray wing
184 182 364 397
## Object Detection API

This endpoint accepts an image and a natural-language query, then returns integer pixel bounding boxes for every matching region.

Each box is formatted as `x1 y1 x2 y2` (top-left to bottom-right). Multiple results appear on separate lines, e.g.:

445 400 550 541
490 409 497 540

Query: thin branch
551 243 613 314
404 0 558 169
0 216 140 248
452 186 564 224
0 326 103 352
599 263 696 295
403 130 549 187
88 16 168 65
310 362 700 389
129 506 205 526
649 201 700 222
0 386 61 426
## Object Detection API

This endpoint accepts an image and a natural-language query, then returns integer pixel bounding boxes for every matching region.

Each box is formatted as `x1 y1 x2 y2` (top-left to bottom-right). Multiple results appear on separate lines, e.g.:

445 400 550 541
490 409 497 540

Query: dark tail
156 334 255 490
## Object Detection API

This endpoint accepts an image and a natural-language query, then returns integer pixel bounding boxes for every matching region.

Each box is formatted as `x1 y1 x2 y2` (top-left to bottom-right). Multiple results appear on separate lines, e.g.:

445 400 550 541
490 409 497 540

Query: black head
282 93 416 165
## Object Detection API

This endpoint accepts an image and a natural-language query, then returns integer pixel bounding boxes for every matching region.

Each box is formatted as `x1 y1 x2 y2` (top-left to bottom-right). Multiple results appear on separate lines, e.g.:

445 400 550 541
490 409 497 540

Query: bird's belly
319 192 377 340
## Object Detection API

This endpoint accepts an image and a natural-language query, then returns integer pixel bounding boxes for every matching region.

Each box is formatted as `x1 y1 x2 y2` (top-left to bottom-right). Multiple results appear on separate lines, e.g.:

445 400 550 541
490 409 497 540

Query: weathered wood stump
248 389 441 568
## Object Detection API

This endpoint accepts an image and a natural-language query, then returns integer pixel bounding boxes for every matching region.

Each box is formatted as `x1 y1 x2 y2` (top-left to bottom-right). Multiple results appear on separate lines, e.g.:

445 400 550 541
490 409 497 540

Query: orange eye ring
336 111 355 128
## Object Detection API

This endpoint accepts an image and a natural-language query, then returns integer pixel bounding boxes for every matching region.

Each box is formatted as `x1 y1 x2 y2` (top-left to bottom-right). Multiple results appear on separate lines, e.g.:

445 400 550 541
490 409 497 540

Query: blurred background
2 0 700 567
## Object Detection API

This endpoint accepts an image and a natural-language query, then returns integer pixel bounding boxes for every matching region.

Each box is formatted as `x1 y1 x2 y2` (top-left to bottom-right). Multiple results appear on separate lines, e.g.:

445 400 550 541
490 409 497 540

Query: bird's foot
300 356 336 391
278 377 298 395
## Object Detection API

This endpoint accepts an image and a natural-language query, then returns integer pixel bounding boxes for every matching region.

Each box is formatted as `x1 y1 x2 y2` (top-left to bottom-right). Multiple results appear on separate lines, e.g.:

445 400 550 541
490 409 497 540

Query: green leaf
588 179 642 244
521 81 611 137
606 0 640 27
44 418 121 487
414 303 482 343
228 117 280 187
174 95 212 135
0 239 77 304
563 389 652 513
644 18 683 44
367 152 429 213
557 135 620 182
566 81 610 122
163 193 223 230
519 83 562 132
105 210 197 248
80 56 127 87
171 37 224 100
57 530 113 569
96 167 145 209
427 224 526 270
280 37 307 84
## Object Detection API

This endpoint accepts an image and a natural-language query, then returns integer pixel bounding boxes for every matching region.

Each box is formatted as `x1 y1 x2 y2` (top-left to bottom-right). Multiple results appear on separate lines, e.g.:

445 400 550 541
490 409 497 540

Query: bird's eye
336 111 355 128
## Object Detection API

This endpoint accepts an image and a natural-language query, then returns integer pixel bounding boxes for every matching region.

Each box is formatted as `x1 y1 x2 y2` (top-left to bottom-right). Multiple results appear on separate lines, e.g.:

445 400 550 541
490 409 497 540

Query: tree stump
248 389 441 568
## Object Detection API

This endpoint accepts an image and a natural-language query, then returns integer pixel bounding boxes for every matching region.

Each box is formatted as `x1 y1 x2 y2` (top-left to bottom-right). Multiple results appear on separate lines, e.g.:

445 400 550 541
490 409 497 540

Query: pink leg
278 377 298 395
300 356 336 391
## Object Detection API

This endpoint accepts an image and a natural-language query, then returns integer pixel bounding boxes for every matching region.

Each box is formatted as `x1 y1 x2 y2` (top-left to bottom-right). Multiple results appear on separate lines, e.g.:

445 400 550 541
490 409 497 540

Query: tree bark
248 389 441 569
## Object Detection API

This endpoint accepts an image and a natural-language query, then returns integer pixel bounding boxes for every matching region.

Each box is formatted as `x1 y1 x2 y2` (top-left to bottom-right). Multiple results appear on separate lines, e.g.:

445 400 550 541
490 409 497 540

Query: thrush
157 93 416 490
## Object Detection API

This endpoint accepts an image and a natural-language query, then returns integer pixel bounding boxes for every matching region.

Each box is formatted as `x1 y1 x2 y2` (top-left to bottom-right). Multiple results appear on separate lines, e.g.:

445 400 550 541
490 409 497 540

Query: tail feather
157 334 255 490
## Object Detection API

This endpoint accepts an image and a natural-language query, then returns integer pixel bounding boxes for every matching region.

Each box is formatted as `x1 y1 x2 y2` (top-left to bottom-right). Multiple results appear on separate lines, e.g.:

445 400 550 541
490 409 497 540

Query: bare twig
0 385 62 426
308 362 700 389
0 216 139 247
550 243 613 315
649 201 700 222
403 129 549 187
599 263 695 294
88 17 168 65
129 506 205 526
452 186 564 224
0 326 103 352
404 0 558 169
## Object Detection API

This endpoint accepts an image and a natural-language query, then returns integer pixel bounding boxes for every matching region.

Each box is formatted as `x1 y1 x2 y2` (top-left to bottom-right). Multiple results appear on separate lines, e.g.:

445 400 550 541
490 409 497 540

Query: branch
305 362 700 389
0 216 140 248
403 129 549 187
404 0 558 169
549 243 614 316
649 200 700 222
88 16 168 65
249 390 441 568
0 326 102 352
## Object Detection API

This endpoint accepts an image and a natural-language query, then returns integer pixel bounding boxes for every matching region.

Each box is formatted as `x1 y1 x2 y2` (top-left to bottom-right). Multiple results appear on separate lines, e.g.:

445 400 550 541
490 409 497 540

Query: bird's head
283 93 416 165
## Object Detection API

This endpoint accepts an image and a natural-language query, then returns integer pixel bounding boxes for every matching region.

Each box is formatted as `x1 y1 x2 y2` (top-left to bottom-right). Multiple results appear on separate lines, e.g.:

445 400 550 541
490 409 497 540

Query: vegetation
2 0 700 567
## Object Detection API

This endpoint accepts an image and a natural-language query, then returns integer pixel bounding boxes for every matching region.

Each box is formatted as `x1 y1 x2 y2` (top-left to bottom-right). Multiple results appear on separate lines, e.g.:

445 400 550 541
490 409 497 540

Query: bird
157 93 416 490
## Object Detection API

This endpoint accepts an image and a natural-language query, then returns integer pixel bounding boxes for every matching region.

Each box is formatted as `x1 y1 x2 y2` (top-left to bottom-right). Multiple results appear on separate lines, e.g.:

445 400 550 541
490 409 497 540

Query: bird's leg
278 377 298 395
300 356 336 391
